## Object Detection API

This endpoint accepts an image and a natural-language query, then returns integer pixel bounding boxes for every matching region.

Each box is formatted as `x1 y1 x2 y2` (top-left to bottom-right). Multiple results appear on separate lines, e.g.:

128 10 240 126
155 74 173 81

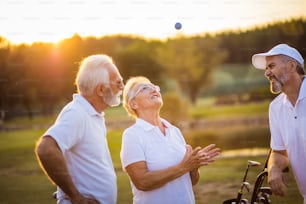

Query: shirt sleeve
44 107 84 153
120 128 146 170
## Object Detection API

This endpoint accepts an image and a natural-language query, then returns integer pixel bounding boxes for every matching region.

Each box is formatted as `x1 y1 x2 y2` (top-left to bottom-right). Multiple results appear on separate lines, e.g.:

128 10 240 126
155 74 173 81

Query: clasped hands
182 144 221 171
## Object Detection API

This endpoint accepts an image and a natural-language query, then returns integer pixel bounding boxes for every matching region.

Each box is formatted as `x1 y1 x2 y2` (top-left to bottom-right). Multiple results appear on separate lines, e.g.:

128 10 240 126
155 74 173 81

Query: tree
157 35 227 104
116 39 165 85
0 36 11 120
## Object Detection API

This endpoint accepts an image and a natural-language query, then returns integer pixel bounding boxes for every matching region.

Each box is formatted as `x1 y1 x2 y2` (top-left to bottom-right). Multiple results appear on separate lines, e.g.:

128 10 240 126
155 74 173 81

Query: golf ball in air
175 22 182 30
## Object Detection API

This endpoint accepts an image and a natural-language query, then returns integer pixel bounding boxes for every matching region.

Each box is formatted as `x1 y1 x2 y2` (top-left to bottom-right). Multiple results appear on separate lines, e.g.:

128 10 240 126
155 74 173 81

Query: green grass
0 128 302 204
184 126 271 151
108 129 125 168
0 129 57 204
190 98 270 119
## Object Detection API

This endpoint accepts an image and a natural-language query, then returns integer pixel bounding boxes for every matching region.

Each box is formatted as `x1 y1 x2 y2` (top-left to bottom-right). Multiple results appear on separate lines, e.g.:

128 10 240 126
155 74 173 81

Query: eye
142 86 149 91
266 63 273 70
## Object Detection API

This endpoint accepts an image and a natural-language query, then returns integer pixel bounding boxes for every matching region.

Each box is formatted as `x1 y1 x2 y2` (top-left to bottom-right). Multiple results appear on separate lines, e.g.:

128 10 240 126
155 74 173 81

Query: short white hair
123 76 151 118
75 54 114 96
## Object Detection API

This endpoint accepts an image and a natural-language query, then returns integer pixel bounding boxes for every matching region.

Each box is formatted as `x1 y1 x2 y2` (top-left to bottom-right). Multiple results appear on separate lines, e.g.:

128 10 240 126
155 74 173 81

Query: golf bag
223 150 273 204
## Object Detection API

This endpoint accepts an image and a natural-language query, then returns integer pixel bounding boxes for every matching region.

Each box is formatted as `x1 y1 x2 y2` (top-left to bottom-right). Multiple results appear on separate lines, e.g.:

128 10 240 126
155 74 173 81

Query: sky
1 0 306 44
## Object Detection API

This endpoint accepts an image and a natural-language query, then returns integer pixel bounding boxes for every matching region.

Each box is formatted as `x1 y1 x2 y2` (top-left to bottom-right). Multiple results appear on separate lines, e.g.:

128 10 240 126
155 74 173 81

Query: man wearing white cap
252 44 306 203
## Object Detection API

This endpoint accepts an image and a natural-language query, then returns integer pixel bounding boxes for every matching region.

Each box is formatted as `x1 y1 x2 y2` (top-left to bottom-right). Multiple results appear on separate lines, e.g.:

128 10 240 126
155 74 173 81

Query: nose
151 85 160 93
119 81 125 90
265 69 271 78
151 88 158 94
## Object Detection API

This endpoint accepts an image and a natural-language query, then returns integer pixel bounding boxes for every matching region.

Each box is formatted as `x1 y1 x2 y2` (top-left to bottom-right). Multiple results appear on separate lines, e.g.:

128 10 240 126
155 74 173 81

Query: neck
284 75 304 106
138 111 160 125
82 94 108 113
138 110 166 135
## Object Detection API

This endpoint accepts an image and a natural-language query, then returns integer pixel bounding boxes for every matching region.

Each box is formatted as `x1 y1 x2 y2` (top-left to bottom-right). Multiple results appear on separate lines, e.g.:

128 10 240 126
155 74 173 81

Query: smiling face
265 55 291 94
129 82 163 116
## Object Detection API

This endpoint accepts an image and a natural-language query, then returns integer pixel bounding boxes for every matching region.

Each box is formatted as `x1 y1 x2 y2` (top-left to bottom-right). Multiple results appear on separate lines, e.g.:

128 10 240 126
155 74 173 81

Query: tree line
0 17 305 120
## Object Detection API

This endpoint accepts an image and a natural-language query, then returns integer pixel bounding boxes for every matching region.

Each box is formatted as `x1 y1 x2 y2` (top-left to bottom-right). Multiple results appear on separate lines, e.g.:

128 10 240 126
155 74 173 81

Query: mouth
151 93 160 99
268 76 278 83
269 78 276 84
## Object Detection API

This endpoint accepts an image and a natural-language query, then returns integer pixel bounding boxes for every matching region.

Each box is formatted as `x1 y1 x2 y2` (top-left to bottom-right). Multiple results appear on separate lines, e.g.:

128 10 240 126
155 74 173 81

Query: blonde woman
120 76 220 204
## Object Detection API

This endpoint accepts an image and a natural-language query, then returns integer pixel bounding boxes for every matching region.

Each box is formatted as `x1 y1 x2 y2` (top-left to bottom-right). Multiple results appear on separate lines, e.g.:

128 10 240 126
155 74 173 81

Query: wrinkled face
102 65 124 107
265 55 290 94
129 82 163 113
103 86 122 107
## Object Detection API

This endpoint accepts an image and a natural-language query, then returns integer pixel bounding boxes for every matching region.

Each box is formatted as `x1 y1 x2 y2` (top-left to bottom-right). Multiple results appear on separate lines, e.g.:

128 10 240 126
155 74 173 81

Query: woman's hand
197 144 221 166
180 144 220 171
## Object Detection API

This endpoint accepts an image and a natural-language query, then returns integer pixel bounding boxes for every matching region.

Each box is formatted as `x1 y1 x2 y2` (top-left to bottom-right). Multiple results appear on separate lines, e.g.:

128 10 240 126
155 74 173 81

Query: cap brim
252 53 270 69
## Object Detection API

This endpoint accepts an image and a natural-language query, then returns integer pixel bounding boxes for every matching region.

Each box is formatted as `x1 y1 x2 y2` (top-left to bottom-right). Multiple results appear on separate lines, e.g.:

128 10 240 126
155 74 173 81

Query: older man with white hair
35 54 124 204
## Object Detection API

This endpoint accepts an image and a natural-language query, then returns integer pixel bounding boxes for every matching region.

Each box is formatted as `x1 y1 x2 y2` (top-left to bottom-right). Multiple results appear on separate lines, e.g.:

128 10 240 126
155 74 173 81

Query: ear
130 100 138 110
96 84 105 96
287 60 297 73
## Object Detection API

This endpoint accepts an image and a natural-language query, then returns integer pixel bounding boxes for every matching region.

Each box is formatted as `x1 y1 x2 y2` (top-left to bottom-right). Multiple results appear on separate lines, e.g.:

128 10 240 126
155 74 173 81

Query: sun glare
0 0 306 44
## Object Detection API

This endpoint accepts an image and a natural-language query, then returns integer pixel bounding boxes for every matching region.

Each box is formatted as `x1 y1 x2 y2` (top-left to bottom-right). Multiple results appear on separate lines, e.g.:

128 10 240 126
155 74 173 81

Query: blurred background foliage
0 17 305 121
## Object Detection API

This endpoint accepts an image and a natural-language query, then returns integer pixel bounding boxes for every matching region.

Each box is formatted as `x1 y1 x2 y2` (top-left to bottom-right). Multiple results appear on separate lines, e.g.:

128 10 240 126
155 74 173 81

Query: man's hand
268 166 288 196
71 194 100 204
267 150 289 197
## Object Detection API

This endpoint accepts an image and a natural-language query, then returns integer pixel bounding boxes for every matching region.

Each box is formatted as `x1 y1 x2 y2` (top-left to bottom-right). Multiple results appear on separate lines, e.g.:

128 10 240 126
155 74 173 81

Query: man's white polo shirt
44 94 117 204
269 78 306 200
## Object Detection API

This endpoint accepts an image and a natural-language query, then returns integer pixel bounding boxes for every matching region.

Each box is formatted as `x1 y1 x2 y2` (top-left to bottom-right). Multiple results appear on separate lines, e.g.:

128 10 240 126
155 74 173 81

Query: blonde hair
123 76 151 118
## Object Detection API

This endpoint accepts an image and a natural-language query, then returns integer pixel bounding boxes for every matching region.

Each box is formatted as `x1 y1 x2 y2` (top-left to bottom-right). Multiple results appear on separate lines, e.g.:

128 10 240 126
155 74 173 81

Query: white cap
252 44 304 69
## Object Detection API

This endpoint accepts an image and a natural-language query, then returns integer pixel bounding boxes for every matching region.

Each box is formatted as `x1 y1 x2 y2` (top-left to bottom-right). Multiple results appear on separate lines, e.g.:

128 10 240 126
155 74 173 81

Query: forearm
267 150 289 196
140 165 200 190
268 150 289 173
190 169 200 185
128 162 189 191
35 137 80 199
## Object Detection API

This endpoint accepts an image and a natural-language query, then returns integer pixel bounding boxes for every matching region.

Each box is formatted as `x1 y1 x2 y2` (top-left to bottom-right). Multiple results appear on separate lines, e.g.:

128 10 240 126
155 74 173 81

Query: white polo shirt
269 78 306 200
120 118 195 204
44 94 117 204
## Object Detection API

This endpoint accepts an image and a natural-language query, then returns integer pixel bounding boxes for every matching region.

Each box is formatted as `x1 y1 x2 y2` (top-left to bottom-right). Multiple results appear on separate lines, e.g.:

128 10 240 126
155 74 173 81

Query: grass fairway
0 128 302 203
0 129 56 204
